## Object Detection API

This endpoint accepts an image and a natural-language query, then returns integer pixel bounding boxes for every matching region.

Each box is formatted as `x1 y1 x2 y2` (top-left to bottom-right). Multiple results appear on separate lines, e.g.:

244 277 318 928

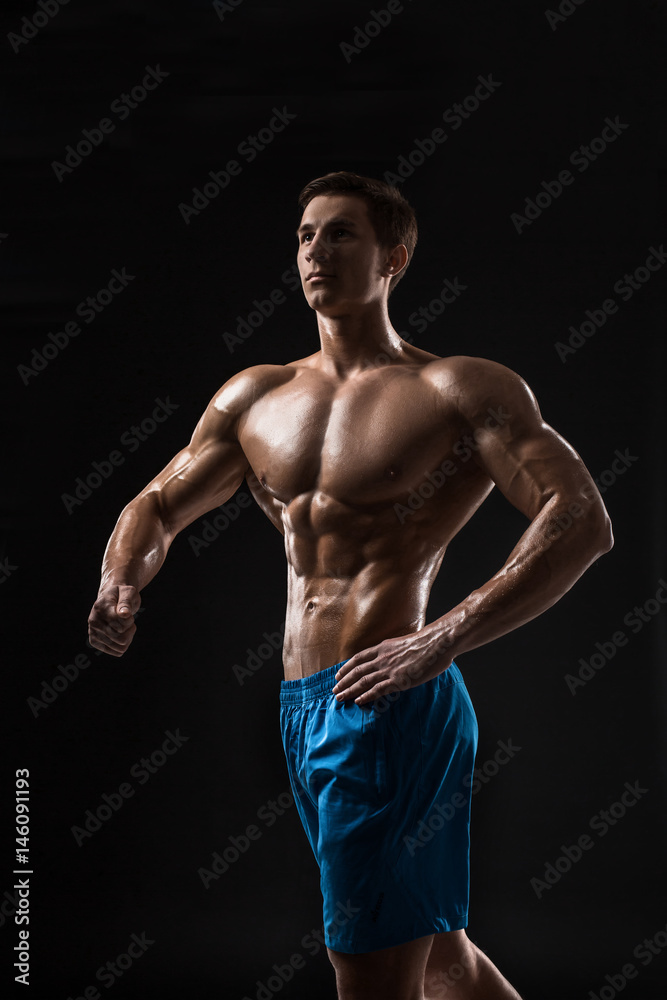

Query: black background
3 1 666 997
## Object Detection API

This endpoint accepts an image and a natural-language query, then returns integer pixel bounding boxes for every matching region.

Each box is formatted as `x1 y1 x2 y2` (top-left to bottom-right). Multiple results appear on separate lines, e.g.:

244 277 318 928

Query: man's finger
334 668 381 701
353 686 381 706
88 623 132 652
88 628 126 657
332 662 367 692
334 648 378 682
112 608 136 629
89 607 135 635
116 584 140 617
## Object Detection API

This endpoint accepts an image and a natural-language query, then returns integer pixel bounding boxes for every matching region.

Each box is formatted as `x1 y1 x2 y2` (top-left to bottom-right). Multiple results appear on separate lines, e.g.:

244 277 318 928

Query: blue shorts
279 659 478 954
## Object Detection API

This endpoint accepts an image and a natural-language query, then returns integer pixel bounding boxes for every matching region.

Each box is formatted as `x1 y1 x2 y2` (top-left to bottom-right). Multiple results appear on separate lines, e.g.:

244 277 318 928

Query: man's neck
315 302 406 379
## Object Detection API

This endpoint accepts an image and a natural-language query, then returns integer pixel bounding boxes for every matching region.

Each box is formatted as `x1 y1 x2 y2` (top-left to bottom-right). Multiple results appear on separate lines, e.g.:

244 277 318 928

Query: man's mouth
307 273 335 282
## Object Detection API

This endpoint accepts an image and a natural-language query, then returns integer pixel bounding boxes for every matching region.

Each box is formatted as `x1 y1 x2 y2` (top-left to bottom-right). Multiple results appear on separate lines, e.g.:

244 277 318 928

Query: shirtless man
88 171 613 1000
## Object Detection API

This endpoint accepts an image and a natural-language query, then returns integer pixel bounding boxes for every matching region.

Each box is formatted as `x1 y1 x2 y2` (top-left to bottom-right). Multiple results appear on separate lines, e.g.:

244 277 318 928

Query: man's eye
300 228 348 244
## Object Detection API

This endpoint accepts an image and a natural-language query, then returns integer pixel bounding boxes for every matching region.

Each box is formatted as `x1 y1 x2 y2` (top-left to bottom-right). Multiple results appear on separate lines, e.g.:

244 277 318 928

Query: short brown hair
297 171 418 295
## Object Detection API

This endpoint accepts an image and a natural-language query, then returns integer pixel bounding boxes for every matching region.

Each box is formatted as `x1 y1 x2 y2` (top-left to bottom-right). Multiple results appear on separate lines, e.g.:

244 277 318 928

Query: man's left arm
332 359 614 704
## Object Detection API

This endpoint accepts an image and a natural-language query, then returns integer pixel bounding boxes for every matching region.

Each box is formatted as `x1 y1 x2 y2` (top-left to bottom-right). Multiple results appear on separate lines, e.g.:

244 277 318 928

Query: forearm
433 497 613 661
98 491 173 594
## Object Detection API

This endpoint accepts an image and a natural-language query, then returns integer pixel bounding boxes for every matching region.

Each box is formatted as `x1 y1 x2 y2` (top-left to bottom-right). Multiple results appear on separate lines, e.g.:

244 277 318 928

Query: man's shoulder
421 354 526 393
420 354 538 421
421 353 519 382
212 362 301 410
208 356 331 424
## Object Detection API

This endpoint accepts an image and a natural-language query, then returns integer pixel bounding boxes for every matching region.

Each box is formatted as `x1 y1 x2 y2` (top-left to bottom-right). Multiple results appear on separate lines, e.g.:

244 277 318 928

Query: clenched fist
88 584 141 657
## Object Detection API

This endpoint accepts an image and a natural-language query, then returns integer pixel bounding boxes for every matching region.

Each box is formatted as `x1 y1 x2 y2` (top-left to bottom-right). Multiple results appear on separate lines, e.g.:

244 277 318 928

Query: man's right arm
87 368 262 657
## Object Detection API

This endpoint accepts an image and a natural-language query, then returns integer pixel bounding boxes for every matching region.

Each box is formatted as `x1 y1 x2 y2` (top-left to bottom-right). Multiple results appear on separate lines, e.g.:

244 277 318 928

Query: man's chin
309 300 354 318
305 287 345 310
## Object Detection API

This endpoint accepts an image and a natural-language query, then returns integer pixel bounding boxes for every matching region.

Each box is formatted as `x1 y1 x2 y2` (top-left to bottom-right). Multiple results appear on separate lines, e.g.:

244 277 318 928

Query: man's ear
382 244 409 278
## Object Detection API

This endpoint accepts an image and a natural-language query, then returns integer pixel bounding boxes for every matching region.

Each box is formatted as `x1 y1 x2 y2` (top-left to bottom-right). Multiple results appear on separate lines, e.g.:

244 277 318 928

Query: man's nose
305 233 331 261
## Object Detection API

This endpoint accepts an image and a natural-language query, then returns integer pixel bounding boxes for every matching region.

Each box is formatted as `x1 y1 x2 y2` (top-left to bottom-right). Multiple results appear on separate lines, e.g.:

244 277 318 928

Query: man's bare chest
237 372 468 507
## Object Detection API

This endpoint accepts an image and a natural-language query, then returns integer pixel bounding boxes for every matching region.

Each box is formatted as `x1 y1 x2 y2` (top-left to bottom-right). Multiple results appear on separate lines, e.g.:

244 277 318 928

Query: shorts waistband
280 661 348 705
280 658 463 705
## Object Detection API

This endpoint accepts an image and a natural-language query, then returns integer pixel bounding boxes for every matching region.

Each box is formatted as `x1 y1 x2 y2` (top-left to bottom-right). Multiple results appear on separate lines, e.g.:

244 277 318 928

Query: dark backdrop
3 1 666 997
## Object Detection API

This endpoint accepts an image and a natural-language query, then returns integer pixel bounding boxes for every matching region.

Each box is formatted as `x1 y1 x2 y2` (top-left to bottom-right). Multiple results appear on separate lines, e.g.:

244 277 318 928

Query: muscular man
88 171 613 1000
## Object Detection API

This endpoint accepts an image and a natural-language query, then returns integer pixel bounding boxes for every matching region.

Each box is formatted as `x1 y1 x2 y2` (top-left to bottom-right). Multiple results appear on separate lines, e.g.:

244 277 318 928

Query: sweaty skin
88 192 613 706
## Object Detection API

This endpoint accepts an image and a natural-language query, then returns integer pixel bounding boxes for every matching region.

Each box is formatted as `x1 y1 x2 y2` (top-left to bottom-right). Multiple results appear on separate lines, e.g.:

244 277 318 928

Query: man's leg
423 929 523 999
327 934 434 1000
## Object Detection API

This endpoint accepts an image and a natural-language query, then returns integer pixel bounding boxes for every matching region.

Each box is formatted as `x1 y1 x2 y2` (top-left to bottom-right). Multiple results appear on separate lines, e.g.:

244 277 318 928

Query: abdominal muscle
244 398 496 678
280 493 448 679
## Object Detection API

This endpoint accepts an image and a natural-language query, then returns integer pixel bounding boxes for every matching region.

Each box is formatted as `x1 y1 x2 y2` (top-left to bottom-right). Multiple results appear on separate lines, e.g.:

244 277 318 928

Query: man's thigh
425 928 472 968
327 933 434 1000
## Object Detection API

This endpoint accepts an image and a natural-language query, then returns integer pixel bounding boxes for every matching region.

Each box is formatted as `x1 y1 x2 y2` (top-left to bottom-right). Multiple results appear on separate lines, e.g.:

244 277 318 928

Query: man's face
296 193 393 314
